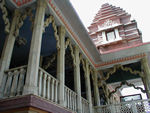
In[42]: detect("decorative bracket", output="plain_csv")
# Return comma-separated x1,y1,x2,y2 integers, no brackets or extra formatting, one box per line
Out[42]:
43,15,60,49
0,0,10,34
65,37,76,66
102,64,144,82
43,53,56,70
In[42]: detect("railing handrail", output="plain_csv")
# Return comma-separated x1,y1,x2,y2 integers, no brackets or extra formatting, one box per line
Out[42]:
5,65,27,73
64,86,77,96
95,98,150,108
81,97,89,104
39,67,59,83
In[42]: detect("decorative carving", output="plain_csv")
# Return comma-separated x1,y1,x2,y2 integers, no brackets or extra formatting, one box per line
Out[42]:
89,66,94,81
65,38,70,49
101,81,110,103
109,81,146,98
14,8,33,38
69,43,75,65
65,37,76,66
0,0,10,33
43,15,60,49
99,19,118,29
80,54,86,74
28,10,35,31
15,37,27,46
52,17,60,49
43,15,53,33
43,53,57,70
102,64,144,82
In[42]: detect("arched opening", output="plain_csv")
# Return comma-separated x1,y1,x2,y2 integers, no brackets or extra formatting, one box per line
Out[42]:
90,73,94,105
41,22,57,77
80,63,86,99
65,46,74,91
10,14,33,68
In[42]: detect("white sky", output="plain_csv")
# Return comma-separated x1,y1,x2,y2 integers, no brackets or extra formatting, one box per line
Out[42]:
70,0,150,42
122,85,147,99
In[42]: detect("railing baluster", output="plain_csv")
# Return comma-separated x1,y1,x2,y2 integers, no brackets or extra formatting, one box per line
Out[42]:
42,73,47,98
10,70,19,97
82,100,84,113
66,88,68,107
81,97,90,113
38,70,43,96
72,93,74,111
2,66,27,98
70,90,72,109
64,86,78,112
47,76,51,100
17,68,26,96
64,87,67,107
73,93,75,111
0,73,7,98
72,92,74,110
54,81,58,103
51,78,55,102
4,72,13,97
38,67,59,104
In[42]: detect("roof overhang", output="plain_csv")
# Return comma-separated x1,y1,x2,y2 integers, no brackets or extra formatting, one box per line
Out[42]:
97,42,150,69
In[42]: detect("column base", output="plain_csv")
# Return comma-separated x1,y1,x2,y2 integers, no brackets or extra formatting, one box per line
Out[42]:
77,108,82,113
23,85,38,95
58,99,65,107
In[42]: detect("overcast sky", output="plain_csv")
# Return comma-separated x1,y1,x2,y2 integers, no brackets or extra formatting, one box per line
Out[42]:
70,0,150,42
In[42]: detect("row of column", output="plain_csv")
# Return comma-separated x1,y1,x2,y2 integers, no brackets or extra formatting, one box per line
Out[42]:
0,0,100,113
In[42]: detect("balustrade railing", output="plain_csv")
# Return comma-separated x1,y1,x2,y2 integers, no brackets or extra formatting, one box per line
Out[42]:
81,97,90,113
64,86,77,112
3,65,27,97
1,66,90,113
95,99,150,113
38,67,59,103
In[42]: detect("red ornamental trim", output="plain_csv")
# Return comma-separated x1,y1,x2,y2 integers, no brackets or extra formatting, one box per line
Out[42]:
12,0,33,6
96,53,146,67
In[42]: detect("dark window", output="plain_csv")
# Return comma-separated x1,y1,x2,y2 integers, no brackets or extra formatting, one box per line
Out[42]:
106,30,116,41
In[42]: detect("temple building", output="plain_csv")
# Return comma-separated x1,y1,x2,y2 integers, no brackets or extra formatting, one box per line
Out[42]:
0,0,150,113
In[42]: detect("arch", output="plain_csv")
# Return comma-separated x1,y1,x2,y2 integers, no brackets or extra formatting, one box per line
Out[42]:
102,64,144,82
109,81,146,98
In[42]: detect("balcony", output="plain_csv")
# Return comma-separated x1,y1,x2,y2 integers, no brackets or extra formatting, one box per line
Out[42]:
1,65,90,113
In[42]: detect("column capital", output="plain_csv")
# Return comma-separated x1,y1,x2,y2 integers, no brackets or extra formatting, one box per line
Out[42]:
74,45,80,64
141,56,148,64
74,45,80,51
37,0,47,8
85,59,90,67
93,69,98,74
58,26,66,37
